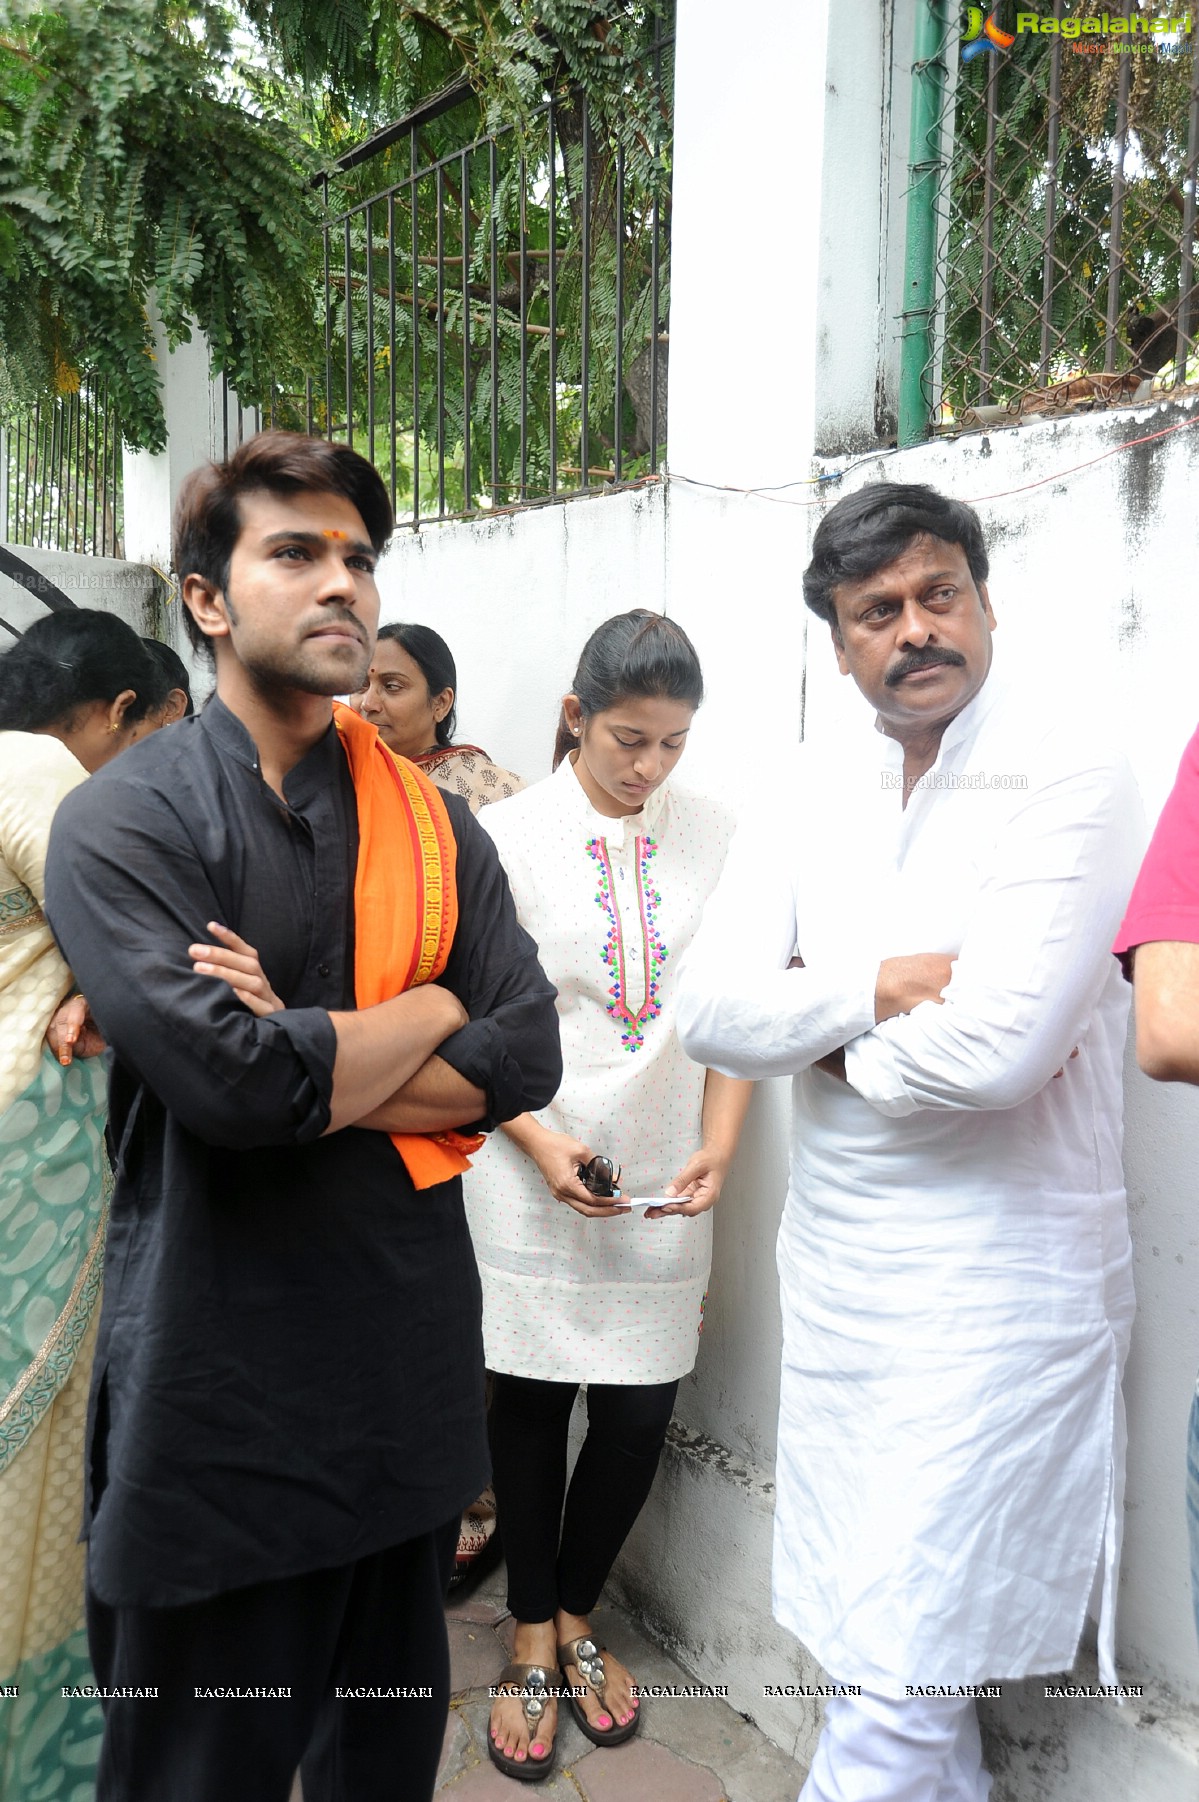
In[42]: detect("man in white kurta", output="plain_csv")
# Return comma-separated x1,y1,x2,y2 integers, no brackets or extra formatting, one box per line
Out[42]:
677,482,1141,1802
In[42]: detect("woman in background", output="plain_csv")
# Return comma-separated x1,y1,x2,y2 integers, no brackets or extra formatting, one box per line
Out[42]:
361,622,524,814
141,636,194,722
468,610,752,1782
362,620,524,1591
0,612,168,1801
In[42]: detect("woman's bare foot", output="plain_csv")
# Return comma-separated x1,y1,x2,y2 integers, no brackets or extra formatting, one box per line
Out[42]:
489,1620,559,1770
555,1609,640,1733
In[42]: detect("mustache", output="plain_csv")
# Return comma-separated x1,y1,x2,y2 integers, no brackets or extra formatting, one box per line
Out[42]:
306,611,366,644
885,647,967,687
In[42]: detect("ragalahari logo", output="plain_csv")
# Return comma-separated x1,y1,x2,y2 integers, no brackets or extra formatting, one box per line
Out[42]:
963,7,1018,58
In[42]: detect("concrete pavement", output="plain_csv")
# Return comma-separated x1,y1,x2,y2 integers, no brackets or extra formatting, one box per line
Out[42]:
437,1560,808,1802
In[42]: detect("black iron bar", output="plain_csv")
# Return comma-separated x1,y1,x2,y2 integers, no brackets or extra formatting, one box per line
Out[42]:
1105,49,1132,373
461,148,472,513
323,177,333,438
9,415,19,544
75,393,85,552
92,388,101,556
548,103,558,494
324,75,474,177
489,138,500,505
32,401,44,547
580,108,591,490
979,51,1000,404
1176,26,1199,385
1039,3,1064,384
649,13,665,472
70,393,81,552
614,140,626,480
21,414,29,544
343,215,354,448
306,376,314,437
388,193,398,509
519,152,529,499
410,129,421,526
100,387,111,556
85,389,96,554
365,200,376,466
436,163,446,517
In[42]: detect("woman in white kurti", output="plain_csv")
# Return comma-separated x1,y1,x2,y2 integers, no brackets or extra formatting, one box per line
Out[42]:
467,611,750,1784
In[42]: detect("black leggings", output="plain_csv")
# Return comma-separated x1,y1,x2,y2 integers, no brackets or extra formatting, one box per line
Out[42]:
490,1372,679,1623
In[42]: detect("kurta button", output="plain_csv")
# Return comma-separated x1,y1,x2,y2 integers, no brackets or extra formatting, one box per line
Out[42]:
317,962,331,978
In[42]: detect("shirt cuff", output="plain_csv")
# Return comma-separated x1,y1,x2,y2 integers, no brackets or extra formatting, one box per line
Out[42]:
264,1006,338,1141
843,1025,922,1118
436,1016,520,1130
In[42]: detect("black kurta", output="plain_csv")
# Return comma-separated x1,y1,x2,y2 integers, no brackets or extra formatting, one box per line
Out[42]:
45,698,561,1609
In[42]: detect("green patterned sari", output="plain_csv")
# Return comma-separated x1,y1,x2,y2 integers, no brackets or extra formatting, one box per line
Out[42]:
0,1050,108,1800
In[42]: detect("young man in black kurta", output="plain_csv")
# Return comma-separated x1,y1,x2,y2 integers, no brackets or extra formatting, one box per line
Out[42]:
44,433,561,1802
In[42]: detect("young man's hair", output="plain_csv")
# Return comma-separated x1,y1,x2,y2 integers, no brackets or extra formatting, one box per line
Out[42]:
174,432,394,657
802,482,990,632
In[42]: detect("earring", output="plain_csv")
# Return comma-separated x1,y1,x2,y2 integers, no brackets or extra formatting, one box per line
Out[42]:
572,726,581,735
107,722,121,735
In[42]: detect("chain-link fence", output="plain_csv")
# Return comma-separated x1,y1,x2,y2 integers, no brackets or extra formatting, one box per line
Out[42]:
901,2,1199,442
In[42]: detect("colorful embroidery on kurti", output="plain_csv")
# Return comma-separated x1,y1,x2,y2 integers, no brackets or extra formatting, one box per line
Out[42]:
586,836,667,1051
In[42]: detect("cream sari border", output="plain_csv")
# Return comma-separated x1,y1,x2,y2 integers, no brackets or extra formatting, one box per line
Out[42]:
0,1198,107,1475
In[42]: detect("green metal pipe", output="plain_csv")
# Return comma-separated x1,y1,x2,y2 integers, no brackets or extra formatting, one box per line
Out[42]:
898,0,950,448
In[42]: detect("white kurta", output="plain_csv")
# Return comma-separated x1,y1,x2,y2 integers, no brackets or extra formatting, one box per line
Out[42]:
676,669,1142,1696
466,756,735,1383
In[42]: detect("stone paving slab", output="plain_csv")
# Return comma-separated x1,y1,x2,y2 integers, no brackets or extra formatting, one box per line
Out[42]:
446,1593,510,1628
449,1617,512,1695
437,1563,808,1802
574,1738,726,1802
437,1759,586,1799
439,1710,474,1788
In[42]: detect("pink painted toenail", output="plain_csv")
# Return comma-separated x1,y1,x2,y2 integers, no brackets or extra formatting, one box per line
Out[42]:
531,1743,545,1756
597,1713,612,1728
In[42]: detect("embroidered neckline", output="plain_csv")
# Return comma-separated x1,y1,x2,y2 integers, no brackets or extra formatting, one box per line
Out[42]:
586,835,666,1052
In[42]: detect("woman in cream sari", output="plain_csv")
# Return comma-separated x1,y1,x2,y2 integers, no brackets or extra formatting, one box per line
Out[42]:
0,612,167,1800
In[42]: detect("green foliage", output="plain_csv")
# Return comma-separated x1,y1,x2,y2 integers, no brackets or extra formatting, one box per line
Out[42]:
0,0,672,509
0,0,322,448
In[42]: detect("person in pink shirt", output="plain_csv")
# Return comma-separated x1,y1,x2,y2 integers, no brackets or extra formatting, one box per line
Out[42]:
1115,721,1199,1644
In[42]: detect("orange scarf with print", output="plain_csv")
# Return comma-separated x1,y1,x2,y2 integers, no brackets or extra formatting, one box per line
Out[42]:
334,702,484,1189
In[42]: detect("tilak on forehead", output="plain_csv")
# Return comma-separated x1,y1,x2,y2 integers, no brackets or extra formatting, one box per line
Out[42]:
323,528,349,540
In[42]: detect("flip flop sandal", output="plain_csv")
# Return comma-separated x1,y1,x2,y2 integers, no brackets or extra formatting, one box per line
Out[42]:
557,1635,640,1747
487,1662,558,1783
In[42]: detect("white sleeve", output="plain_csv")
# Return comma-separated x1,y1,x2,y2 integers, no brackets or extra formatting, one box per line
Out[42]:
843,751,1143,1115
676,813,879,1079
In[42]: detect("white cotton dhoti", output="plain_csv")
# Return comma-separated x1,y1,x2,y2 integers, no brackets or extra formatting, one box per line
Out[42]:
800,1688,991,1802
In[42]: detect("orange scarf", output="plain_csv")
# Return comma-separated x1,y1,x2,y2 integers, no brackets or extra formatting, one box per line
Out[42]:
334,702,484,1189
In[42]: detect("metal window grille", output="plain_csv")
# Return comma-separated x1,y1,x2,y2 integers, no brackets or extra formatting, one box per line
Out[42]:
1,381,123,556
258,17,673,523
900,1,1199,444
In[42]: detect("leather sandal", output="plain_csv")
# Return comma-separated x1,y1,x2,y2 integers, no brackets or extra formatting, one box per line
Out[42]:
448,1488,503,1596
487,1662,558,1783
557,1635,640,1747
